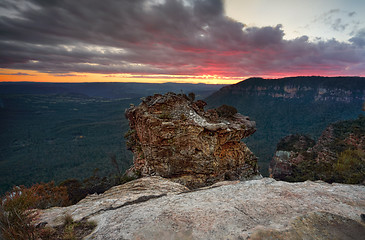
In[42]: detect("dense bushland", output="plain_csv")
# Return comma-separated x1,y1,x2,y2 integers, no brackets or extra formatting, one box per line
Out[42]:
279,116,365,184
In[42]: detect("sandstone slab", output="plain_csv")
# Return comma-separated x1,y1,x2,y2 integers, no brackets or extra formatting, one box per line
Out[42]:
36,177,365,239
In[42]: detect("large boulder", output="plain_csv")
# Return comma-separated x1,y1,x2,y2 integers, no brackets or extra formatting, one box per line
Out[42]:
124,92,259,188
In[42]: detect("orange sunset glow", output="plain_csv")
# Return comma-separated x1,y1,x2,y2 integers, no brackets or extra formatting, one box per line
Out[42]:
0,69,243,84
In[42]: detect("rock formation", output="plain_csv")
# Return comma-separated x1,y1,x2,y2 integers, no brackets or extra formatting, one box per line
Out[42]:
35,177,365,239
269,134,315,179
124,92,258,188
270,116,365,183
205,76,365,176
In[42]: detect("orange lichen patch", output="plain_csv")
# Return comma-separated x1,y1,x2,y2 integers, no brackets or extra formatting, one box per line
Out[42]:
217,142,239,161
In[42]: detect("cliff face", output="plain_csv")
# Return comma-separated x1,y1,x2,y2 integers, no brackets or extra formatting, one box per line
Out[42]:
125,92,258,188
269,134,316,179
205,76,365,176
270,116,365,183
208,77,365,103
35,177,365,240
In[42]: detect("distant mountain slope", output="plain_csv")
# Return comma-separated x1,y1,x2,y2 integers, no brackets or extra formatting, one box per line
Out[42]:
0,82,226,99
205,76,365,175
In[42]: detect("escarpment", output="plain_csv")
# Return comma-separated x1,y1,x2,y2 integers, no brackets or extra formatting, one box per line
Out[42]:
125,92,259,188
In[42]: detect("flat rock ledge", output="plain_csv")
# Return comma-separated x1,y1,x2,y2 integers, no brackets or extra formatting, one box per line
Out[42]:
35,177,365,240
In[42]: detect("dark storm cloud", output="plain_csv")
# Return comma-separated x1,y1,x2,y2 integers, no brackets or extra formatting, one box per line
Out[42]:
0,72,33,76
349,28,365,47
0,0,364,77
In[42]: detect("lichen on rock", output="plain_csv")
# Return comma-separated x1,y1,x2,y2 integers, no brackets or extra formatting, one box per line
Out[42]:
124,92,259,188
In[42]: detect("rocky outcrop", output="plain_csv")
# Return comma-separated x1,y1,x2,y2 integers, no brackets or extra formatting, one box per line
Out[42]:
204,76,365,177
124,92,258,188
270,116,365,183
35,177,189,227
269,134,315,179
35,177,365,239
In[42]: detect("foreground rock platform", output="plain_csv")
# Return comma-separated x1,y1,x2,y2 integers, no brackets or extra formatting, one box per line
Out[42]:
36,177,365,240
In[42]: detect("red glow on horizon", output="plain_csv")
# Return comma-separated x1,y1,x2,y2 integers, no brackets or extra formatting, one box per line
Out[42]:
0,68,362,85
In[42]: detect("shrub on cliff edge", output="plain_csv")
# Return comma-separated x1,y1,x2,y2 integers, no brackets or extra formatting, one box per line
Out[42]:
0,182,69,240
216,104,238,118
334,149,365,184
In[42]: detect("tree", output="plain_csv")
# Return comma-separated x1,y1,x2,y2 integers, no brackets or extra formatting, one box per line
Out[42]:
216,104,238,118
188,92,195,102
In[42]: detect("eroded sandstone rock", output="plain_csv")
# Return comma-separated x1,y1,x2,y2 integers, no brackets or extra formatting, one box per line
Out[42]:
35,176,188,227
35,177,365,239
125,92,258,188
250,211,365,240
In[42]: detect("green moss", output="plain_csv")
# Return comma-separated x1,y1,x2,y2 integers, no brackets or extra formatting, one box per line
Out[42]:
158,112,172,120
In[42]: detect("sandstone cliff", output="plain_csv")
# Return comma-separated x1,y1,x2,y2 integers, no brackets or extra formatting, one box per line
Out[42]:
124,92,258,188
269,134,316,179
205,76,365,176
270,116,365,183
35,177,365,239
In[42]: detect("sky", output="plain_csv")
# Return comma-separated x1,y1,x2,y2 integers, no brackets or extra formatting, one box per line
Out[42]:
0,0,364,84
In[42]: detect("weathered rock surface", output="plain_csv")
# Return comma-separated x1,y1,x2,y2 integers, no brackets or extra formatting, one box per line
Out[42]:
35,176,189,227
250,211,365,240
125,92,258,188
36,177,365,240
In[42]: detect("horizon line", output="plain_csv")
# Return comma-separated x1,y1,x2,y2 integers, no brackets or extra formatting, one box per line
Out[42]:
0,75,363,85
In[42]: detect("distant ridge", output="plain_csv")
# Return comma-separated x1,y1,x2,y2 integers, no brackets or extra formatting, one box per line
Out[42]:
205,76,365,175
0,82,227,99
223,76,365,91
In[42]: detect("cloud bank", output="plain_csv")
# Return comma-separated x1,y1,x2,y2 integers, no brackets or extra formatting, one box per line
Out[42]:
0,0,364,78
